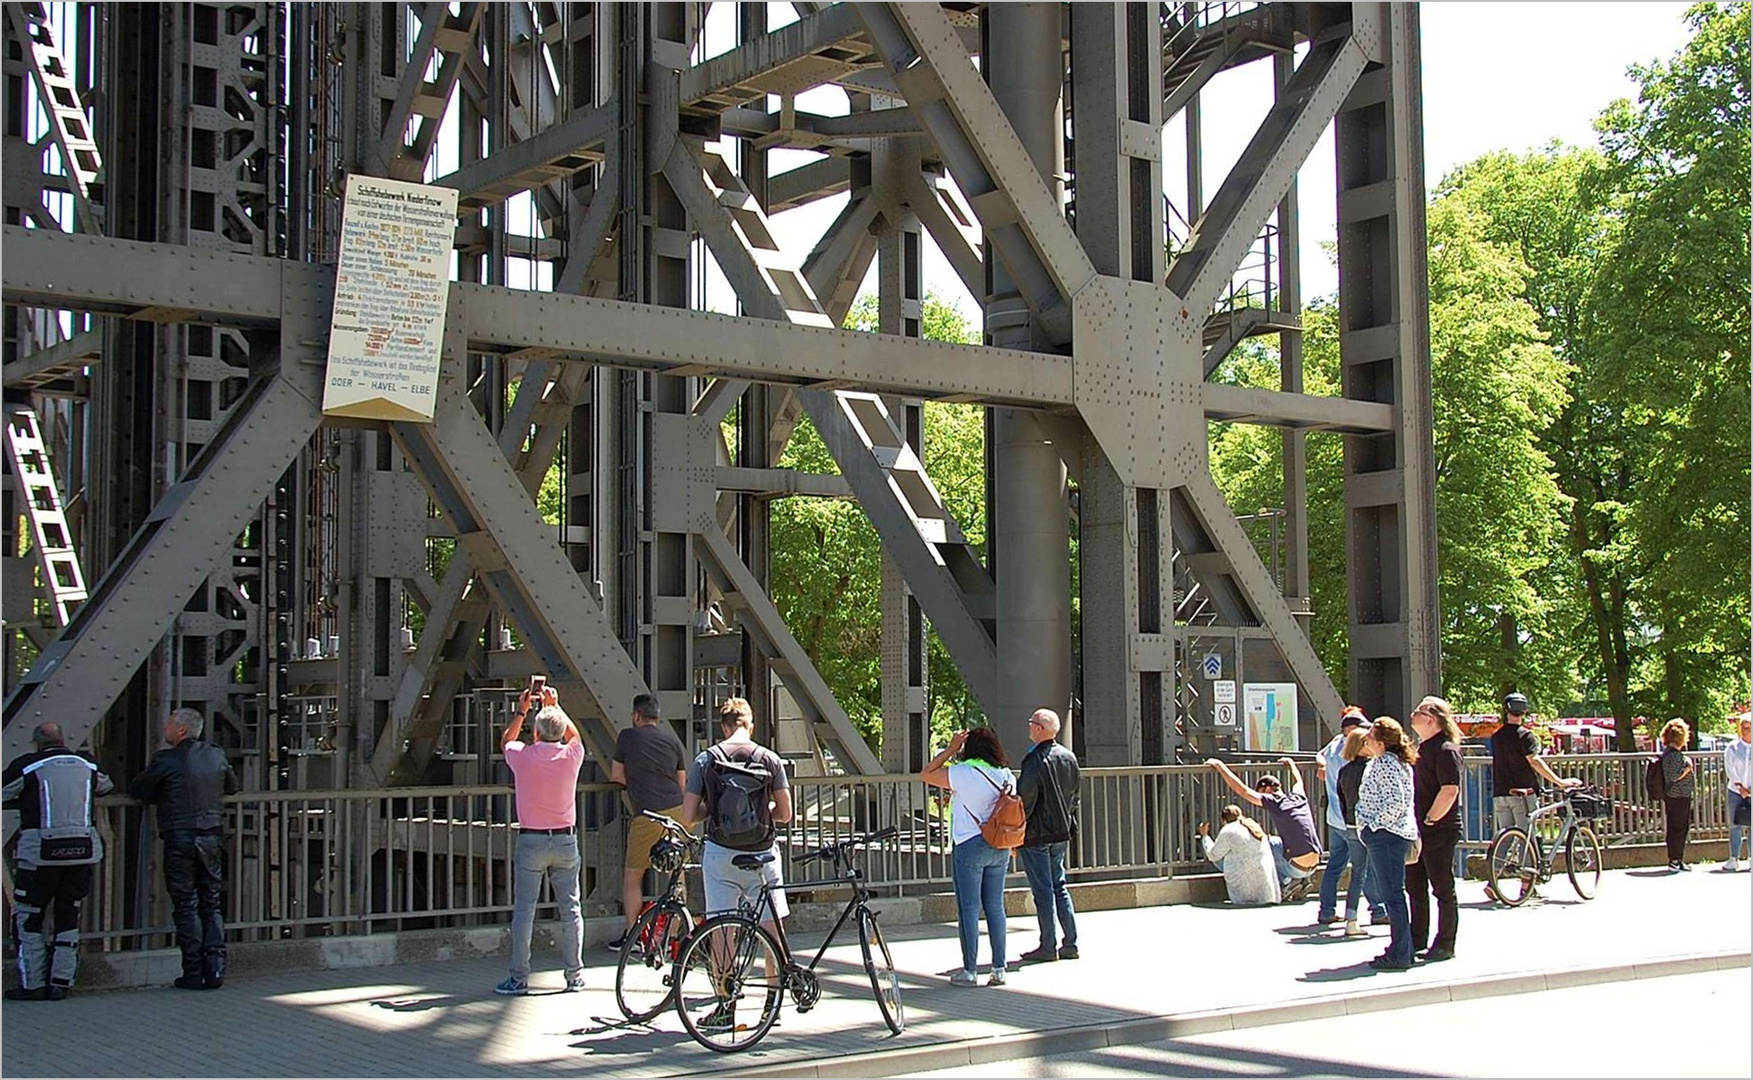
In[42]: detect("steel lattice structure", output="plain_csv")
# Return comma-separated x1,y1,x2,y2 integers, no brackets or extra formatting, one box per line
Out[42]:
1,1,1439,820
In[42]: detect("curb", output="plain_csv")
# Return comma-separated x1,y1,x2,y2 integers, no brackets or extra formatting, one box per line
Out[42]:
699,950,1750,1078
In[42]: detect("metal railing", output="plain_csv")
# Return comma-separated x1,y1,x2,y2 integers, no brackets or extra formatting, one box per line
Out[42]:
13,753,1724,955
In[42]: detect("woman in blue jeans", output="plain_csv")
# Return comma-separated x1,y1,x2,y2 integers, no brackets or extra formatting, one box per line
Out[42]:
1334,728,1387,936
1354,718,1419,971
921,727,1014,987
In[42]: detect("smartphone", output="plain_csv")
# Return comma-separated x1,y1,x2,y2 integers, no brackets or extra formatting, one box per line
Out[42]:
529,674,546,699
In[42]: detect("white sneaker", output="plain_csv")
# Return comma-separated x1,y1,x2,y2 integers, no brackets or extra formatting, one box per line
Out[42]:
1728,857,1740,873
986,968,1007,987
1344,919,1367,938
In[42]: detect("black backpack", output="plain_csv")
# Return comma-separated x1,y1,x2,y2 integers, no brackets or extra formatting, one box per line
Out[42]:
703,744,776,851
1645,755,1667,802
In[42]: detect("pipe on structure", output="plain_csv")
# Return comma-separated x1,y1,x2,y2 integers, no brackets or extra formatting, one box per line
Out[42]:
986,3,1072,763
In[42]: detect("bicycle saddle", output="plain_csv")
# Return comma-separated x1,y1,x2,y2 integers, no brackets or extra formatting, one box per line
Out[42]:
731,851,776,870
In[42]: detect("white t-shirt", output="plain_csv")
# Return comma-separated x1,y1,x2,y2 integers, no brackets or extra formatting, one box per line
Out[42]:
947,762,1014,846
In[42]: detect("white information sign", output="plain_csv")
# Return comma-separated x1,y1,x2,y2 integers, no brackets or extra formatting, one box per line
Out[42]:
1201,652,1223,679
322,174,459,421
1242,682,1299,752
1212,679,1236,704
1214,702,1236,726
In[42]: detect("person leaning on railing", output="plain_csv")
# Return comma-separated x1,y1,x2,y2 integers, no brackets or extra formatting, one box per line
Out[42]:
1204,756,1322,902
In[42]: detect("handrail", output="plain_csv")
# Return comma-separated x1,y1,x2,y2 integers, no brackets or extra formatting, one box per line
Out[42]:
13,753,1725,956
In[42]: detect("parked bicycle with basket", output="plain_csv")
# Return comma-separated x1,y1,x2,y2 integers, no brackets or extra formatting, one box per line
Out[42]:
670,825,905,1052
1486,783,1610,904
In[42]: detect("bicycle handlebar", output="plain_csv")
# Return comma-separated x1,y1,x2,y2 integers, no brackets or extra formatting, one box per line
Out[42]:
797,825,898,864
640,810,703,843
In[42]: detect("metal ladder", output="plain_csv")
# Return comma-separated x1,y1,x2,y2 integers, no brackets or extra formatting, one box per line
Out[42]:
5,1,103,227
3,405,86,626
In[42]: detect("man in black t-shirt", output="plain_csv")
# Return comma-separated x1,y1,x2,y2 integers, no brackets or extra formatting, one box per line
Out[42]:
609,694,689,951
1489,693,1580,841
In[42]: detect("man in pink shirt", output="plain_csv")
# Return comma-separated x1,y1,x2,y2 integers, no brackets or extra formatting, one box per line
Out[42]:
495,683,587,995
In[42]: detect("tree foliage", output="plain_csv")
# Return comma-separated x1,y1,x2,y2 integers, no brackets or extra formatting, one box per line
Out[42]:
768,294,988,744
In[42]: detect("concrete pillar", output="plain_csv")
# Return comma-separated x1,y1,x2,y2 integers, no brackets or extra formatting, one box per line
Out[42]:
985,3,1071,764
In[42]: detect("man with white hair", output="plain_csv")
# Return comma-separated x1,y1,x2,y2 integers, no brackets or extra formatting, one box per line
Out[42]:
1016,708,1081,963
1725,712,1751,872
129,708,238,990
3,722,114,1000
495,682,587,995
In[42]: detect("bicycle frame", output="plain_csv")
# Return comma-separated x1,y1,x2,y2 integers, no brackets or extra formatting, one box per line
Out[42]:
1524,798,1579,871
746,846,872,975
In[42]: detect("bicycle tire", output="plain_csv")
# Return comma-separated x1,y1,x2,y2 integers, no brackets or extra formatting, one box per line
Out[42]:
1565,824,1603,900
673,915,785,1053
1487,828,1536,906
615,901,695,1023
858,908,904,1035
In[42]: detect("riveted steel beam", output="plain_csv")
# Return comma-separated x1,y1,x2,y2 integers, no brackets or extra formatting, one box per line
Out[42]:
855,2,1094,346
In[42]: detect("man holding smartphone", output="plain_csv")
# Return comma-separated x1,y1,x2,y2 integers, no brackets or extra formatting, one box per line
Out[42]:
496,676,587,995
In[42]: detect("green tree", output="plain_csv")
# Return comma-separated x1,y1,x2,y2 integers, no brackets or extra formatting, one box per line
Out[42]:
1210,191,1571,713
769,293,989,745
1590,1,1752,737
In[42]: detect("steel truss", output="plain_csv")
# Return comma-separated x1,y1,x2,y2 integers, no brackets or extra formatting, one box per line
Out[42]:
2,4,1437,789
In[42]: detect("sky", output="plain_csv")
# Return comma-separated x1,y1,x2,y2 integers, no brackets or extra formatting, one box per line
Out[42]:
738,2,1700,324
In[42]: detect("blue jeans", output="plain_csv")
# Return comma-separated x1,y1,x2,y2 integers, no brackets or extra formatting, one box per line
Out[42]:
1730,792,1750,863
1319,826,1385,920
510,832,584,983
1361,827,1413,966
1019,842,1077,952
952,837,1010,974
1268,836,1316,890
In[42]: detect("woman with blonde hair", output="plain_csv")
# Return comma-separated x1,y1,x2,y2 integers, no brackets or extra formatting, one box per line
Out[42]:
1198,804,1280,906
1355,718,1418,970
1659,718,1697,871
1407,696,1464,962
1334,728,1387,936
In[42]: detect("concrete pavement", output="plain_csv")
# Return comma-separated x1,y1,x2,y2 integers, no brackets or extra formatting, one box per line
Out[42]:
3,864,1747,1078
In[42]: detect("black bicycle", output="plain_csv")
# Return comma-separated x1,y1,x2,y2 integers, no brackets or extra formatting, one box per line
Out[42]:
671,825,904,1052
614,812,704,1022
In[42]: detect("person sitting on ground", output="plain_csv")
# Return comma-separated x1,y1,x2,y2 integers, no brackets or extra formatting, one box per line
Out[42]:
1335,728,1388,937
1205,756,1322,901
1198,805,1280,906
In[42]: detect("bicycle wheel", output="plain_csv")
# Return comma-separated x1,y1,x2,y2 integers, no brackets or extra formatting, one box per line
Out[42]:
673,915,785,1053
1487,828,1537,906
858,908,904,1035
1565,824,1603,900
615,901,695,1023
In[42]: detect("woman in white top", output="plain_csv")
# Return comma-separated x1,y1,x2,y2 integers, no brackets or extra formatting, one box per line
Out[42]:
1355,717,1419,971
1198,805,1281,906
921,727,1014,987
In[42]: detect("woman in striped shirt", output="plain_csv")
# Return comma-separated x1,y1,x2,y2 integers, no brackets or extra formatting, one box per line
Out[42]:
1355,718,1419,971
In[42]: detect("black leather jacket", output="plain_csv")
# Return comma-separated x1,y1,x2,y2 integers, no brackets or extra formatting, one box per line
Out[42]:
1018,740,1080,847
128,740,238,834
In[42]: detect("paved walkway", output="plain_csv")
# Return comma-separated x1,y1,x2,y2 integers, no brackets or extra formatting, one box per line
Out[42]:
4,866,1748,1078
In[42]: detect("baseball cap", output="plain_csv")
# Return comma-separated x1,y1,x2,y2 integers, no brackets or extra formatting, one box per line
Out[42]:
1504,692,1530,715
1339,705,1368,730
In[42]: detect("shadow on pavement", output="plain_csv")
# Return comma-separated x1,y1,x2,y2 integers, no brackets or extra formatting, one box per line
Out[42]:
1295,960,1382,983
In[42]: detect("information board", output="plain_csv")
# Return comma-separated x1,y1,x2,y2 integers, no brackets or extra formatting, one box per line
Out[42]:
1243,682,1299,752
322,174,459,421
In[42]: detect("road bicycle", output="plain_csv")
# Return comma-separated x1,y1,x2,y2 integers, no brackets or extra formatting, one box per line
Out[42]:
614,812,704,1022
1486,784,1609,905
671,824,904,1052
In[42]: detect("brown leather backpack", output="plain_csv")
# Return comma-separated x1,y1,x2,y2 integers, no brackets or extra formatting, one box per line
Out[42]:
969,768,1027,849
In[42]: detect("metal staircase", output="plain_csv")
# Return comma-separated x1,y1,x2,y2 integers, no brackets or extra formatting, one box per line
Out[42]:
5,1,103,227
3,404,86,626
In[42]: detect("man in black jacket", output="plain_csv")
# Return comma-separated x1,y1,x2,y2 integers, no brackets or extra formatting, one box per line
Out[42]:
129,708,238,990
1016,708,1080,963
2,722,114,1000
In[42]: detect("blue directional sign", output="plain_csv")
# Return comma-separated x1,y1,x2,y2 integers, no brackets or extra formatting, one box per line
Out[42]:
1201,652,1222,679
